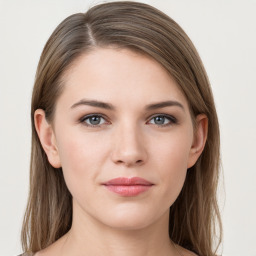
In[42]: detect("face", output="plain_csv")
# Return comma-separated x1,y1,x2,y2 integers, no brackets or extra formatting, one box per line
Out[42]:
36,48,205,231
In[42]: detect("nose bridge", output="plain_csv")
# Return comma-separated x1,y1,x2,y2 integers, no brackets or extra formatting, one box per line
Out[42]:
111,119,147,166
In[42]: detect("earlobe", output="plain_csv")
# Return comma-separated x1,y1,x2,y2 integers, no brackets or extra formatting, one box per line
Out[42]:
187,114,208,168
34,109,61,168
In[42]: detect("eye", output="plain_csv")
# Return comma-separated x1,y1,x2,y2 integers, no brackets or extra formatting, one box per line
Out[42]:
148,114,177,127
80,114,109,127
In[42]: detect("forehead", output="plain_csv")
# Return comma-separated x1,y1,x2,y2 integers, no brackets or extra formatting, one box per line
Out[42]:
58,47,189,110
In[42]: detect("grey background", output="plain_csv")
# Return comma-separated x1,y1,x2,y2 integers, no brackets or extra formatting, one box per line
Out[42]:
0,0,255,255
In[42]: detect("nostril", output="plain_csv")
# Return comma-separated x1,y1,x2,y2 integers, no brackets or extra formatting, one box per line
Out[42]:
115,159,144,166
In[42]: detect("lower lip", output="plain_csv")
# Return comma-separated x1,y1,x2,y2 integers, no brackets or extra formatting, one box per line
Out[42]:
104,185,152,196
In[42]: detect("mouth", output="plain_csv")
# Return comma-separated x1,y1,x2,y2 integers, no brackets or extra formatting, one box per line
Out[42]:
102,177,154,197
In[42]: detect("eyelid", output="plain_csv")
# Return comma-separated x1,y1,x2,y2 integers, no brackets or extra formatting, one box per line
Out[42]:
78,113,177,128
79,113,110,127
146,113,177,126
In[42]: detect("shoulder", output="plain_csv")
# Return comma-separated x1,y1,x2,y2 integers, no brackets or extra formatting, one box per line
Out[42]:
31,234,69,256
17,254,34,256
176,245,198,256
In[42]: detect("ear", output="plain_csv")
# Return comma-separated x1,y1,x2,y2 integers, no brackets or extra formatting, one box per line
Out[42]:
34,109,61,168
187,114,208,168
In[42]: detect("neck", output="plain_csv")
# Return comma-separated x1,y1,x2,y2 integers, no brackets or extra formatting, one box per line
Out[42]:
60,202,177,256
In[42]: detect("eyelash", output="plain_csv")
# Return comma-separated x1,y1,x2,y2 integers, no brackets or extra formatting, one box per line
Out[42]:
148,114,177,127
79,113,177,128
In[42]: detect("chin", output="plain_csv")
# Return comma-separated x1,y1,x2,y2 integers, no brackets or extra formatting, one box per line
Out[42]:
98,204,167,231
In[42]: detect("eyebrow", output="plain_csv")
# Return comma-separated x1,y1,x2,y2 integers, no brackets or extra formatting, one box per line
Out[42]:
70,99,184,111
71,99,115,110
145,100,184,111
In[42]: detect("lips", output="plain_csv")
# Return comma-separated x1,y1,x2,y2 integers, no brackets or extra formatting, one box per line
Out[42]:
103,177,154,197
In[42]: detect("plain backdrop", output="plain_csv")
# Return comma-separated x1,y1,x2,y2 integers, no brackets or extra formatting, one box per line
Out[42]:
0,0,255,255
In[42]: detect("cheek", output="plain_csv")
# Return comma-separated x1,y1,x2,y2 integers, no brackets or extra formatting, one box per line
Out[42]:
153,131,192,200
57,126,107,166
154,129,192,170
55,130,109,196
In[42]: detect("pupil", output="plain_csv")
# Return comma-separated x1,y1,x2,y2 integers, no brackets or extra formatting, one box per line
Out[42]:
90,116,100,125
155,116,164,124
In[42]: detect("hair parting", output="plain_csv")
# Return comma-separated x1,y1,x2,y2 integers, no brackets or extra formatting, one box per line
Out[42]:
22,2,222,255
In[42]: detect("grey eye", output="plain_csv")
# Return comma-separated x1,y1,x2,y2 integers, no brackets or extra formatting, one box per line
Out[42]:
89,116,101,125
83,115,106,126
154,116,166,125
148,114,177,126
149,115,170,125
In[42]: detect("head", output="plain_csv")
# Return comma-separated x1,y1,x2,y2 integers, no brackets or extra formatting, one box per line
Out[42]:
22,1,222,255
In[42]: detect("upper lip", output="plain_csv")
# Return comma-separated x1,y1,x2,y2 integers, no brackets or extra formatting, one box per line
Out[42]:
103,177,153,186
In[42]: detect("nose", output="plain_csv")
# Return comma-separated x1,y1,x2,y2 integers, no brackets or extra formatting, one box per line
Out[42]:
111,123,148,167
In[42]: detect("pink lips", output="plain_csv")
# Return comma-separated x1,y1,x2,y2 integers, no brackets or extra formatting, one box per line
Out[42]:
103,177,153,197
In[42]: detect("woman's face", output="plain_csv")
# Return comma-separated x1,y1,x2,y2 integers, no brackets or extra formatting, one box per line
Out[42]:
38,48,205,230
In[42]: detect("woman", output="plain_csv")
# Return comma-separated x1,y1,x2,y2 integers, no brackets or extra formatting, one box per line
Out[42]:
21,1,222,256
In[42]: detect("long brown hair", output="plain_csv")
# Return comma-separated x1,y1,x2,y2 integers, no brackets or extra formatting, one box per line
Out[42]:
21,2,222,255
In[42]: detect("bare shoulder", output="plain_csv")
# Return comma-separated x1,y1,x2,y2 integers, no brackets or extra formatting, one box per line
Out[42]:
34,234,68,256
183,250,198,256
177,244,198,256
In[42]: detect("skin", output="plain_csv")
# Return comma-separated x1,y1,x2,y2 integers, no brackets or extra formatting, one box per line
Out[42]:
34,48,207,256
